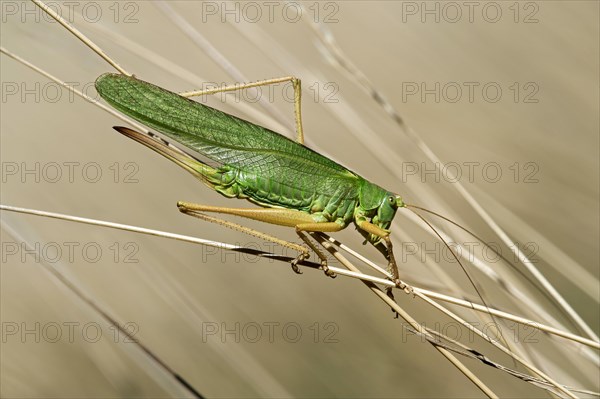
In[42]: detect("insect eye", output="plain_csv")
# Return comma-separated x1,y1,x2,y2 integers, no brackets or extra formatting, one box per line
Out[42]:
388,196,396,204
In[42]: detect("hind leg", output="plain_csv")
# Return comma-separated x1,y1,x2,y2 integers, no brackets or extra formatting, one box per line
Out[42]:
177,202,345,277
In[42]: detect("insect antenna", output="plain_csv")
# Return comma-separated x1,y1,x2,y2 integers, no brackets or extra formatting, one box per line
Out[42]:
405,204,583,334
404,205,515,361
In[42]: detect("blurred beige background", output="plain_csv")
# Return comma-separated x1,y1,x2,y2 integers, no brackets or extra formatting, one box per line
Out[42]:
1,1,598,397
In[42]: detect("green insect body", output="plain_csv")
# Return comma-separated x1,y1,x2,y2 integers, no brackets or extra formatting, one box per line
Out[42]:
95,73,404,246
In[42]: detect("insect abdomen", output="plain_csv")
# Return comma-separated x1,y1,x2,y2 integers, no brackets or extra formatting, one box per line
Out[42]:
233,169,359,222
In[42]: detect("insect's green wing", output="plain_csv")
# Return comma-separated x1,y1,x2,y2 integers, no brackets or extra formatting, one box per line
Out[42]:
95,73,362,212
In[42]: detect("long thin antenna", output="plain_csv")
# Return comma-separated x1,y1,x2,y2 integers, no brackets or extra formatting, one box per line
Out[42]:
406,206,515,358
302,9,598,342
4,204,596,349
405,203,584,333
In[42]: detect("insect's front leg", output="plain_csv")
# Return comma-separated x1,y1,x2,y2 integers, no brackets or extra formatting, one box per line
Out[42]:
356,221,397,280
380,236,399,282
357,220,411,294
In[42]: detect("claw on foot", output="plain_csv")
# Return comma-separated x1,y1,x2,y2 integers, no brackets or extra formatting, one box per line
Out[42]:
291,252,309,274
322,262,336,279
395,279,413,295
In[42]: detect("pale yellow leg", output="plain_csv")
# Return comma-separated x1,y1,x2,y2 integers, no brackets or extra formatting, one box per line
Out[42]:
177,202,344,276
178,76,304,144
357,219,409,312
357,221,399,281
295,222,345,278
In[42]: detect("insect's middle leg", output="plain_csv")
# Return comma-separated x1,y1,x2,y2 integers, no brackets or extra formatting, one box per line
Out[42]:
295,222,346,278
178,202,328,274
178,76,305,144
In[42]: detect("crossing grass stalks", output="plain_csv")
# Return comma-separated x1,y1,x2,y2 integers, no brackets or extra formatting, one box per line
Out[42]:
1,1,598,397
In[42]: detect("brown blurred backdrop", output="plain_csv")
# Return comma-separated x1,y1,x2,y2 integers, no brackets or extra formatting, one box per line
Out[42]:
1,1,598,397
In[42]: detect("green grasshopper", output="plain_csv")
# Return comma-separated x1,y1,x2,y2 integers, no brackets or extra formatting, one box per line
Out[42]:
95,73,405,288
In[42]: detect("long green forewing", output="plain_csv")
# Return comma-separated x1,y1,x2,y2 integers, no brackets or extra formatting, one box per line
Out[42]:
95,73,361,199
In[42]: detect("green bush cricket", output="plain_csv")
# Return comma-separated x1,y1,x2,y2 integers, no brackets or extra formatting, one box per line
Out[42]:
2,1,596,396
95,72,406,289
